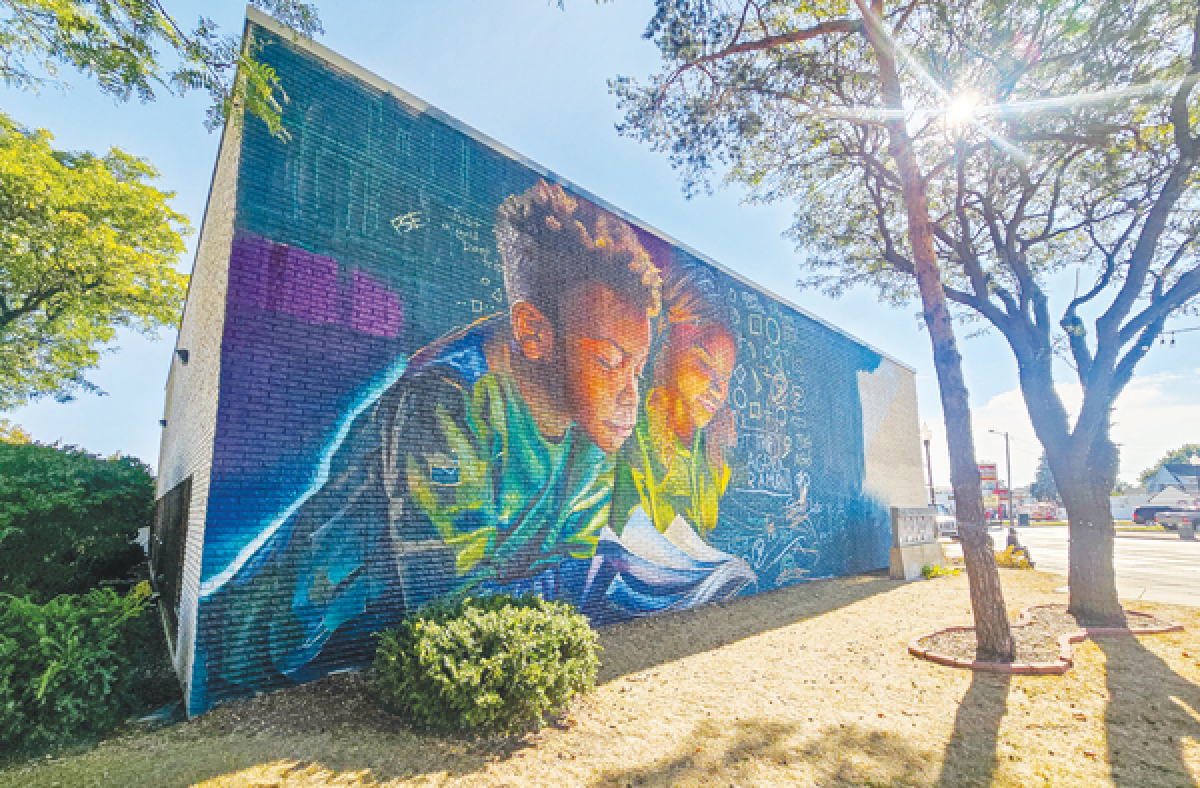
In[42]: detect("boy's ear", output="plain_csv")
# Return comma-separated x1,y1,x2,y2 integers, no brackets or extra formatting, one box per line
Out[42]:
511,301,556,362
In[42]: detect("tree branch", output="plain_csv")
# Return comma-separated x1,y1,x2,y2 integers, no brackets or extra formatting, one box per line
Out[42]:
890,1,920,37
1111,314,1169,394
1097,9,1200,344
1117,257,1200,346
690,19,864,68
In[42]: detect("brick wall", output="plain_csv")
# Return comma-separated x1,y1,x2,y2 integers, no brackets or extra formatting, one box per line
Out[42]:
164,10,925,715
155,105,244,711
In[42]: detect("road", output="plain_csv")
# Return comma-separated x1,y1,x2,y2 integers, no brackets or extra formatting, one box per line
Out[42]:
944,525,1199,607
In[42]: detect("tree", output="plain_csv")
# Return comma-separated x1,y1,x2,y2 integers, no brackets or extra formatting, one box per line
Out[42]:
0,0,322,137
0,5,325,404
864,0,1199,623
615,0,1014,660
1030,453,1058,503
0,442,155,602
0,113,189,407
1140,444,1200,485
615,0,1200,624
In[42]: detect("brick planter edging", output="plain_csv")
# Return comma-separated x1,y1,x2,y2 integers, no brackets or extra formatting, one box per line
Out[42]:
908,604,1184,675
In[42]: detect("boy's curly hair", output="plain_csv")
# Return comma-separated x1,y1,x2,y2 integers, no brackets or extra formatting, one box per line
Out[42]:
495,180,662,325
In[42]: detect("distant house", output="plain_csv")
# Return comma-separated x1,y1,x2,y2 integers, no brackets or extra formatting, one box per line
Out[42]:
1110,484,1200,521
1146,462,1200,494
1146,485,1198,508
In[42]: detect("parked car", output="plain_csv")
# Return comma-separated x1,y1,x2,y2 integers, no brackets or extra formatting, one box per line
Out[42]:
1030,502,1059,521
935,504,958,539
1133,505,1178,524
1156,507,1200,530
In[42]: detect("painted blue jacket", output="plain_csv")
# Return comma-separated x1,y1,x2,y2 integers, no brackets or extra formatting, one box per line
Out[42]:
194,314,614,706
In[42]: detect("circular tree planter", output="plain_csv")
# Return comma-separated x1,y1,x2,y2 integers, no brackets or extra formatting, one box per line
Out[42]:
909,604,1183,674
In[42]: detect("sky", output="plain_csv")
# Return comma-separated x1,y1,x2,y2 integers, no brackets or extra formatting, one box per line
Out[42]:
3,0,1198,488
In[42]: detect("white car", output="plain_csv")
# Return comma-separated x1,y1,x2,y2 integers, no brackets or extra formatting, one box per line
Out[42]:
935,504,958,539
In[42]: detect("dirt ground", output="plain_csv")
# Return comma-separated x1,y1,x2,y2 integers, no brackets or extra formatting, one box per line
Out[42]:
3,568,1199,787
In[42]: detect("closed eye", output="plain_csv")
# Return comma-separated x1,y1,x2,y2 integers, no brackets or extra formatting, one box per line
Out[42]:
594,353,621,371
587,338,630,371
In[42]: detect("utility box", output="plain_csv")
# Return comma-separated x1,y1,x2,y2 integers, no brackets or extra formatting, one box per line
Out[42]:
890,507,944,581
1181,516,1197,541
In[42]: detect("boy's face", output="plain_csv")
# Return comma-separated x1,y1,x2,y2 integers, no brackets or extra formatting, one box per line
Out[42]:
559,283,652,454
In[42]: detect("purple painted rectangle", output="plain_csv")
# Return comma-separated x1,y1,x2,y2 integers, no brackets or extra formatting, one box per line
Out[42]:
227,233,402,338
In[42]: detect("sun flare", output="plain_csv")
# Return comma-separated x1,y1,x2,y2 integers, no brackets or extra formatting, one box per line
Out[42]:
943,92,983,129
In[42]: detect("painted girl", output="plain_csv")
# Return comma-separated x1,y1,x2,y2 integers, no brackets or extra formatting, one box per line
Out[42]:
613,265,738,541
583,264,752,618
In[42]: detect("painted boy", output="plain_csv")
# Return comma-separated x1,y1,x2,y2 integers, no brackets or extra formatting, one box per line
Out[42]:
199,181,660,698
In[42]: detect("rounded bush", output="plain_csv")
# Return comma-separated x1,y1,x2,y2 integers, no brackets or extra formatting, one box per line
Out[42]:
371,594,600,735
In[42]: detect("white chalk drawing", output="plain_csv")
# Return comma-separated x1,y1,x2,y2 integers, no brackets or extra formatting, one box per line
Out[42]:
391,211,424,234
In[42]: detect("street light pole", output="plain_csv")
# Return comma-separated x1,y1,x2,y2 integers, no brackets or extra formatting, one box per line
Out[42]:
920,423,935,506
989,429,1012,528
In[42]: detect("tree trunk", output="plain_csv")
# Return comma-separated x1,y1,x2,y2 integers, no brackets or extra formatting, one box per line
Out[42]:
937,336,1014,661
1060,432,1124,624
857,0,1014,661
1016,356,1124,624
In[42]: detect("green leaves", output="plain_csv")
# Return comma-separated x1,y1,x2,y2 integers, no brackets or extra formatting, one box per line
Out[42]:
372,594,601,736
619,0,1200,314
0,0,323,137
0,114,189,408
0,441,155,602
0,582,153,753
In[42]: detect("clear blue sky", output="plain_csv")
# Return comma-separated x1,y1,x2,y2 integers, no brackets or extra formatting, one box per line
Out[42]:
4,0,1197,487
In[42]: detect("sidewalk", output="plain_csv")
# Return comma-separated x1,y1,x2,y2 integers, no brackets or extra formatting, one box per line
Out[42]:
994,523,1185,539
1112,529,1195,541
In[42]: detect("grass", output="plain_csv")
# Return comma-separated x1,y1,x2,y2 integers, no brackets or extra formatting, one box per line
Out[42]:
2,569,1198,787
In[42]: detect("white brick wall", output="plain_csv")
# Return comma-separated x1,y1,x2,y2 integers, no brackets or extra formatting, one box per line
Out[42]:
155,115,243,714
860,360,928,509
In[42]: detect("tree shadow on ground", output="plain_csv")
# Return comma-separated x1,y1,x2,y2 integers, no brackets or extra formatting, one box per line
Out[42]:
934,670,1011,787
1098,634,1200,787
597,572,902,683
591,717,936,787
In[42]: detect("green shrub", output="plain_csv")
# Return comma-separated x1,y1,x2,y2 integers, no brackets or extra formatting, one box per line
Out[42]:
0,582,153,753
372,594,600,735
0,442,154,601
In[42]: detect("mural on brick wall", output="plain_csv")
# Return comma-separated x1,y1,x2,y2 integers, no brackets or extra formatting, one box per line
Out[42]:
189,24,901,712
